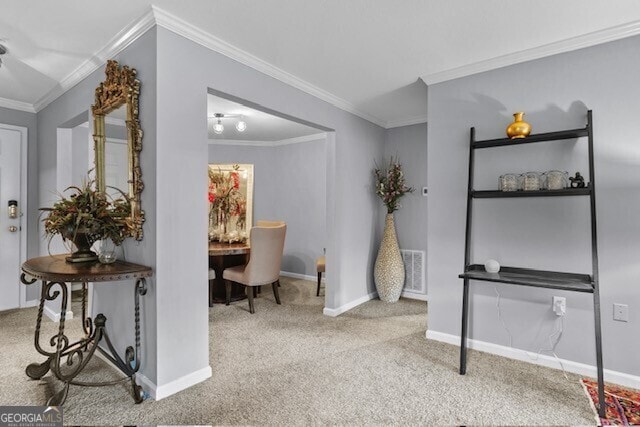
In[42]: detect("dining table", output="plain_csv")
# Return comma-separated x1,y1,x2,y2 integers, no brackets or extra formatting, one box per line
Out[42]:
208,241,250,306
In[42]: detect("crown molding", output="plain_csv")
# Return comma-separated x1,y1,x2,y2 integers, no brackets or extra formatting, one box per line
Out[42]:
33,8,156,112
29,6,637,127
28,5,390,127
209,132,326,147
0,97,36,113
151,6,387,128
386,115,427,129
271,132,327,146
208,139,271,147
422,19,640,85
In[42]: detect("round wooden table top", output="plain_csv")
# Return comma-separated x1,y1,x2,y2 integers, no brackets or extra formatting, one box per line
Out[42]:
21,254,153,283
209,242,250,256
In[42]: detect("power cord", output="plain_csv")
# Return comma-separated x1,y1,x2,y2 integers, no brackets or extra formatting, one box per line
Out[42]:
494,286,513,347
494,286,571,382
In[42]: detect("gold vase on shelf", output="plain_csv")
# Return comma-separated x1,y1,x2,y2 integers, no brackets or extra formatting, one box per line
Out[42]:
506,112,531,139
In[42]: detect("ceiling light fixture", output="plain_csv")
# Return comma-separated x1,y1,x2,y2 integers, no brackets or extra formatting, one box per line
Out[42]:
235,116,247,132
209,113,248,134
213,116,224,134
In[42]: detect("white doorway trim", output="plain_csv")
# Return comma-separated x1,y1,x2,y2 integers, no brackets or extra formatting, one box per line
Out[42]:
0,123,30,308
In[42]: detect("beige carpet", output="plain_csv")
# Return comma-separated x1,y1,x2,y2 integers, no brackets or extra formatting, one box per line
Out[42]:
0,276,594,425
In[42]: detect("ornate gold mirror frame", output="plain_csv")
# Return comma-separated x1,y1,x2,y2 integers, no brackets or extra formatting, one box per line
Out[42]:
92,59,145,240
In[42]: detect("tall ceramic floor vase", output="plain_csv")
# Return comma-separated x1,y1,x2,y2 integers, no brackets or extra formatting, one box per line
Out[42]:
374,213,405,303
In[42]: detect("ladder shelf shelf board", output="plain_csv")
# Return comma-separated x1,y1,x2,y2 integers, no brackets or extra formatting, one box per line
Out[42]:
473,127,588,149
459,265,594,293
459,110,605,418
472,188,591,198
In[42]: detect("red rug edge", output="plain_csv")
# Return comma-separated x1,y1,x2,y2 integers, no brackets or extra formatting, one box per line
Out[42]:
581,379,606,425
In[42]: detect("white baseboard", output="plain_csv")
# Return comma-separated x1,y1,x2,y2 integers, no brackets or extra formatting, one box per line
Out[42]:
425,330,640,390
401,291,428,301
136,366,212,401
280,270,325,283
323,291,378,317
94,350,211,402
135,372,158,400
94,351,156,402
21,299,39,308
43,305,74,322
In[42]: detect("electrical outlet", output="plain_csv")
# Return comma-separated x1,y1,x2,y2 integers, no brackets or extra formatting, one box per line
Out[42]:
552,296,566,316
422,187,428,196
613,303,629,322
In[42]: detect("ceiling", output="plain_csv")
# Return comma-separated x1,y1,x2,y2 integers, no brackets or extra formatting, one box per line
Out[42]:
207,94,322,142
3,1,640,127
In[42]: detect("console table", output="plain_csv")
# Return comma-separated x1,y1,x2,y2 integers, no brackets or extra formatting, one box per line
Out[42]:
20,254,153,406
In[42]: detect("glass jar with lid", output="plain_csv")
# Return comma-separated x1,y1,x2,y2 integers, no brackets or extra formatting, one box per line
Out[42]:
546,170,569,190
499,173,521,192
522,171,543,191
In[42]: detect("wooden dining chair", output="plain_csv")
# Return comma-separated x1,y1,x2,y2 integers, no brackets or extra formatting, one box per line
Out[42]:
223,224,287,314
316,256,325,296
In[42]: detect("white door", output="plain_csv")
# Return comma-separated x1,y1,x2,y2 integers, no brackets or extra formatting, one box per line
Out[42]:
0,126,22,311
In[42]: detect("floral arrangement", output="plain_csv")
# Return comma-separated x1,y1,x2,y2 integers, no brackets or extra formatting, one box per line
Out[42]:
208,165,247,237
40,180,131,248
373,157,414,213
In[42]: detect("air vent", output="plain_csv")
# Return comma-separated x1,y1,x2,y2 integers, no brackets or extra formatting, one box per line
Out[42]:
401,249,426,295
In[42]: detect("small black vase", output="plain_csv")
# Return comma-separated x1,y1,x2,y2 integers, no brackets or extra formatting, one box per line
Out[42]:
64,227,98,263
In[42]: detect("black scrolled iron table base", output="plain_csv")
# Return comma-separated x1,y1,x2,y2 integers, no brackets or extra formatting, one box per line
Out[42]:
20,255,152,406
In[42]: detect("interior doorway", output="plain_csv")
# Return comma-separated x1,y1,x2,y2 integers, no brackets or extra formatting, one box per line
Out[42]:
0,123,28,311
206,90,332,308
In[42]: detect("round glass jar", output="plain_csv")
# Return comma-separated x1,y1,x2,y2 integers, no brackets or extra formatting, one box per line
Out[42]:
546,170,569,190
522,171,543,191
499,173,520,192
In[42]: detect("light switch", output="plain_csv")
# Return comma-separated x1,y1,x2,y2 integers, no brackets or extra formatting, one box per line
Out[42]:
422,187,428,196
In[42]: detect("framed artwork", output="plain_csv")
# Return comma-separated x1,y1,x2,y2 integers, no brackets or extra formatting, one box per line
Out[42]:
208,164,254,242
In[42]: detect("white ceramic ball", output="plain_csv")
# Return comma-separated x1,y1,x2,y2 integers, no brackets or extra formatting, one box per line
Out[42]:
484,259,500,273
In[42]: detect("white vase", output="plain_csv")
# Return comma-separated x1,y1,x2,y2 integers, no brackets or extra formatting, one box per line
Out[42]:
374,213,405,303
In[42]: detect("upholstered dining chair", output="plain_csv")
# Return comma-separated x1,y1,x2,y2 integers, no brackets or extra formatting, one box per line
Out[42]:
254,221,286,289
223,224,287,314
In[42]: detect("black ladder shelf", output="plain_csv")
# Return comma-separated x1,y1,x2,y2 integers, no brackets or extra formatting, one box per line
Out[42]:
458,110,605,418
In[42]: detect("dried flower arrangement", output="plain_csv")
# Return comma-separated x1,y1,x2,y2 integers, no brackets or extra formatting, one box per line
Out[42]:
373,157,414,213
40,180,131,254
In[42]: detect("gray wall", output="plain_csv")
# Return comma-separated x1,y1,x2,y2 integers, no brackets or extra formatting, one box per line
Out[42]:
155,25,385,391
36,28,159,384
105,123,127,140
30,22,384,395
209,139,328,277
0,107,39,300
383,123,428,293
71,125,90,185
427,35,640,377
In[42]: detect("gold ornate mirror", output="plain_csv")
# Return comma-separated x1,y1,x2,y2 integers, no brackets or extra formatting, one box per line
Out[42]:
92,60,144,240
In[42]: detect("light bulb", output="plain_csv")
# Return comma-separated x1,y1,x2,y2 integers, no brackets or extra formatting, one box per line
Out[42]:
235,120,247,132
213,120,224,134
